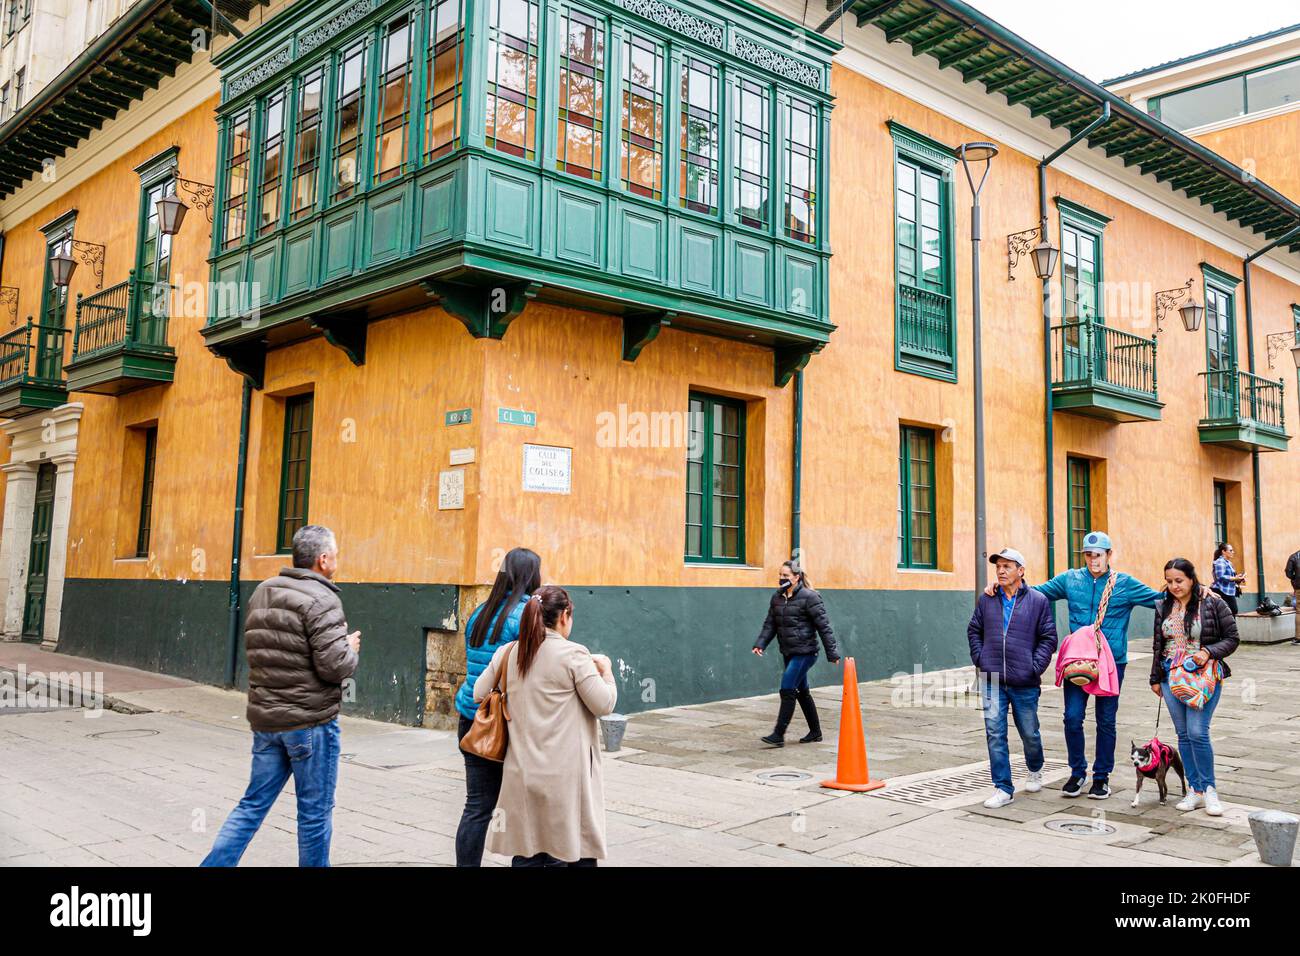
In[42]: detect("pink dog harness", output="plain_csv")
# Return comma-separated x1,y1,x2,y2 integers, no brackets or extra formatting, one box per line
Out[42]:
1137,737,1173,774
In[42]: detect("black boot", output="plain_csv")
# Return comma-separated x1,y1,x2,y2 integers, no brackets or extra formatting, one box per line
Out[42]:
762,690,798,747
795,688,822,743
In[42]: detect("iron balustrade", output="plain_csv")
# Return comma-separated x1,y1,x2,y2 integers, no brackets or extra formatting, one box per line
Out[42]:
0,318,67,388
1200,367,1287,433
73,271,173,360
898,284,953,359
1050,321,1158,399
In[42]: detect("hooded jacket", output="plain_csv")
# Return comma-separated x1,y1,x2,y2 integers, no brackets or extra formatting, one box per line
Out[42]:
244,567,359,732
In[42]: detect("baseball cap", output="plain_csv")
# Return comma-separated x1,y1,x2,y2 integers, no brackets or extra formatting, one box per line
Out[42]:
1082,531,1112,554
989,548,1026,567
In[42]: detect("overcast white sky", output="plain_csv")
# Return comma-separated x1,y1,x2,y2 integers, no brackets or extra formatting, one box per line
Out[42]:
963,0,1299,82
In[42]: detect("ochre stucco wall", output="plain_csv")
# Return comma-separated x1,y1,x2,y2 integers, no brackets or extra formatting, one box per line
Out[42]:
1193,110,1300,207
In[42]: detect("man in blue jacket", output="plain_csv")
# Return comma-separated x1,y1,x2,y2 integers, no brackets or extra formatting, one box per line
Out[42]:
1034,532,1162,800
968,548,1058,809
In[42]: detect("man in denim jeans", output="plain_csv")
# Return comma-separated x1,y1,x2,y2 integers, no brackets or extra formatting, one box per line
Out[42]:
968,549,1058,809
202,525,361,867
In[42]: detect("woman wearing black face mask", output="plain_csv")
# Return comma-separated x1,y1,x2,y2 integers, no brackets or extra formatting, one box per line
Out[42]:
752,560,841,746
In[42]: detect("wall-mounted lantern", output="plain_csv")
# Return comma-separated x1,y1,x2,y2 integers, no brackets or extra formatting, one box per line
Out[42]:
1008,225,1059,281
49,239,107,290
1154,278,1202,334
49,250,78,288
155,192,189,237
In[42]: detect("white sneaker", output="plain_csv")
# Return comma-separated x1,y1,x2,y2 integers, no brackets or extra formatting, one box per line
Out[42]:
1203,787,1223,816
1176,791,1203,812
983,790,1014,809
1023,770,1043,793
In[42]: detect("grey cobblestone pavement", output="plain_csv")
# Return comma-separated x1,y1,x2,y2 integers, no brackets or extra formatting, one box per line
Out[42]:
1,640,1297,866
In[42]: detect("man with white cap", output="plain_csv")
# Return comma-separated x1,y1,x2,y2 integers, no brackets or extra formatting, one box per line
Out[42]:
968,548,1058,808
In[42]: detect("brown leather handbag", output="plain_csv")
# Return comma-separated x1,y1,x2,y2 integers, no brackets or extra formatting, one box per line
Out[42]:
459,644,514,762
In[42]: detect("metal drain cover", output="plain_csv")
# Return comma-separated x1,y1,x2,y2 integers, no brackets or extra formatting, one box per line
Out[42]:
89,729,159,739
756,769,813,783
874,757,1070,807
1045,819,1115,836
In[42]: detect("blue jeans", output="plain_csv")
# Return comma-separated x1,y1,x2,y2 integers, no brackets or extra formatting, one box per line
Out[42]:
780,653,817,692
1062,662,1126,780
455,714,503,867
201,718,341,867
980,679,1044,795
1161,676,1223,792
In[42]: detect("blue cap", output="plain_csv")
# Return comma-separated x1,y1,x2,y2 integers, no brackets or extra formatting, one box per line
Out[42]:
1082,531,1112,553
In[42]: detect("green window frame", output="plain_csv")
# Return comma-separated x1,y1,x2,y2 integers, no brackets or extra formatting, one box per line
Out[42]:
1057,200,1110,326
257,88,288,236
485,0,540,159
332,39,369,201
1067,456,1092,570
221,109,252,250
783,95,817,243
134,151,178,346
290,67,326,221
1213,480,1228,549
36,213,74,381
425,0,466,161
890,122,956,382
685,393,745,564
555,4,605,181
136,427,158,558
733,76,770,228
277,393,315,554
898,425,937,569
679,55,718,215
374,11,415,184
1291,304,1300,345
621,31,665,201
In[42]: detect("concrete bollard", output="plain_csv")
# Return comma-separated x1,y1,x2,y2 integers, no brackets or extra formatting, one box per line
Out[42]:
1247,810,1298,867
599,713,628,752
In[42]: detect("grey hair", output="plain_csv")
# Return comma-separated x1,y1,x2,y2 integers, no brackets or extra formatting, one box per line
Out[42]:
292,525,337,570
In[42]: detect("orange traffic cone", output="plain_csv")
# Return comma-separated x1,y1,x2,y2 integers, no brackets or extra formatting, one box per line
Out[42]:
820,657,885,792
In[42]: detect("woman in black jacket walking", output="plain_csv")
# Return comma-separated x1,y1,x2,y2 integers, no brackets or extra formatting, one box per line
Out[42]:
752,560,840,747
1149,558,1239,818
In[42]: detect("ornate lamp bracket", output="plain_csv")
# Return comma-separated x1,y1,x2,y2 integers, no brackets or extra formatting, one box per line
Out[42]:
0,287,18,325
71,240,107,290
1007,226,1041,281
176,176,216,224
1266,330,1297,370
1154,278,1194,335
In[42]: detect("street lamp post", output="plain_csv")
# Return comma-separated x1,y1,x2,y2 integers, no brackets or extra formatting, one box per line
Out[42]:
959,141,998,592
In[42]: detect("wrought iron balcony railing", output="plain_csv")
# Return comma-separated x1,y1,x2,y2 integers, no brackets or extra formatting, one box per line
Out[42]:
73,271,173,360
1200,368,1286,434
0,318,67,390
1050,321,1159,399
898,284,953,361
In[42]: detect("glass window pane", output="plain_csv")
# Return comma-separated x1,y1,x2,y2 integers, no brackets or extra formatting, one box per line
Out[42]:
1155,76,1245,131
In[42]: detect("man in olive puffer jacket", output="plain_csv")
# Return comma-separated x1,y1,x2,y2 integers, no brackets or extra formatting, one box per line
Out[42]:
202,525,360,867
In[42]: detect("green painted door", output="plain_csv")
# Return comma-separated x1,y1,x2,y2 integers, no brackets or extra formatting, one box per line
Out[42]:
37,237,69,380
135,179,175,347
1205,285,1236,420
1061,225,1102,382
22,463,56,641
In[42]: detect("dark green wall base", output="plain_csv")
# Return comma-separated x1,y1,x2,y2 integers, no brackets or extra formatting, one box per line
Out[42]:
58,579,1257,725
58,578,456,726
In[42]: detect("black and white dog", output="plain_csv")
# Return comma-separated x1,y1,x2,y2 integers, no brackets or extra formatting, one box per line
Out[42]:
1130,739,1187,807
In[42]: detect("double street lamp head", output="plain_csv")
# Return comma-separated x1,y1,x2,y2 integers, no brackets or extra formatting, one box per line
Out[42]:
958,141,999,199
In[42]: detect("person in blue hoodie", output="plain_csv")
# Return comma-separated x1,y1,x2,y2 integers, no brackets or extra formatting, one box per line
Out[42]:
968,548,1058,809
453,547,541,866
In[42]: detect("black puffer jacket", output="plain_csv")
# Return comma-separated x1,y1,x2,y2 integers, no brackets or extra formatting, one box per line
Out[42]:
754,583,840,660
245,567,359,732
1149,589,1239,687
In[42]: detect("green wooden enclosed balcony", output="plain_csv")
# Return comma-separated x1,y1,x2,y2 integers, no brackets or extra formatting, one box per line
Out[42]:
1198,368,1289,452
202,0,838,387
65,273,177,395
1049,321,1163,422
0,319,68,417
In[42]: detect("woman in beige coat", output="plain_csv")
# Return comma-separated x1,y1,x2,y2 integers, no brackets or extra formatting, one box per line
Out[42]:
473,585,617,866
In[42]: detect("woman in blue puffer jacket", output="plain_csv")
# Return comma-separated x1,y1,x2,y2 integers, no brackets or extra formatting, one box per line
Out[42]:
453,547,541,866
